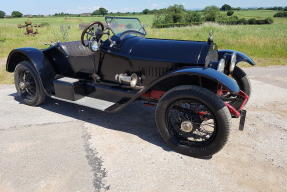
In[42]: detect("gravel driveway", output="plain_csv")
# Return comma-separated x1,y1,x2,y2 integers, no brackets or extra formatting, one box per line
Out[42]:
0,66,286,192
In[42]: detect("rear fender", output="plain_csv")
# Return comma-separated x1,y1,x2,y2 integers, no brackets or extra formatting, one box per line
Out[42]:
218,49,256,66
6,48,55,94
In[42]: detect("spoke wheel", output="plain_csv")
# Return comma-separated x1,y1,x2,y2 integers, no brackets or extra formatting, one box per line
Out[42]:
17,70,37,100
156,86,231,158
166,99,216,146
14,61,46,106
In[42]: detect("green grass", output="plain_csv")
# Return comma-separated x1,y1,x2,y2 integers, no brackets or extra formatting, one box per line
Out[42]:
234,10,277,18
0,10,287,84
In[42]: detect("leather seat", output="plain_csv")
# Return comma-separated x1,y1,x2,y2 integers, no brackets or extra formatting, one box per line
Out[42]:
57,41,95,73
59,41,93,57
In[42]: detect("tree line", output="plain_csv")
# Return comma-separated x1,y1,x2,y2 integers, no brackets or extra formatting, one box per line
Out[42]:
152,5,274,28
0,11,23,18
1,4,287,19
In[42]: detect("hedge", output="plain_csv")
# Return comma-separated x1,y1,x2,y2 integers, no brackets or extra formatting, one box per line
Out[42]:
217,17,273,25
274,12,287,17
153,22,202,28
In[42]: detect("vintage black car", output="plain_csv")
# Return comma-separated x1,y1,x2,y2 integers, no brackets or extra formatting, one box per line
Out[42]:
6,17,255,157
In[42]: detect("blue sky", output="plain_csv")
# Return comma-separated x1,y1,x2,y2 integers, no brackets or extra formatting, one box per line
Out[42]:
1,0,287,15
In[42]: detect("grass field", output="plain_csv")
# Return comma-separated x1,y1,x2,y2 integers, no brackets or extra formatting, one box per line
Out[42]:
0,10,287,84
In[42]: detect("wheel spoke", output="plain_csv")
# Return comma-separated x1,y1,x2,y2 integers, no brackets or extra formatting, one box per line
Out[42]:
18,70,37,100
167,99,216,145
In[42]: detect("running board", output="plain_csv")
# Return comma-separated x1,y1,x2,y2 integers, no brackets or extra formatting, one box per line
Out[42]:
51,95,116,111
52,77,139,112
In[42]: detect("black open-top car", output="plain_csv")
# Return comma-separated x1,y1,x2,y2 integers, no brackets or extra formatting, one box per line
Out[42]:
6,17,255,157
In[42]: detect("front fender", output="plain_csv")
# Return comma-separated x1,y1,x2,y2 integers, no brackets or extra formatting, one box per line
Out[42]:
107,67,240,112
218,49,256,66
155,67,240,93
6,48,54,93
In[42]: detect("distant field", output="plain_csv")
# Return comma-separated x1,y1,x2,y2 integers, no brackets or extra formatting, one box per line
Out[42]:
234,10,278,18
0,10,287,84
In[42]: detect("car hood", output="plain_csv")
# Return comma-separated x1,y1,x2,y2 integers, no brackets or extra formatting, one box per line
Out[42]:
112,35,214,65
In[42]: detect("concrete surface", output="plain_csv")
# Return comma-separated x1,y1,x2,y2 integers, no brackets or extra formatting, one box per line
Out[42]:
0,66,287,192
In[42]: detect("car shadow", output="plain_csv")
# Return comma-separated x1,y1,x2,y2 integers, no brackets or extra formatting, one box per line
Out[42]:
10,93,171,152
10,93,214,159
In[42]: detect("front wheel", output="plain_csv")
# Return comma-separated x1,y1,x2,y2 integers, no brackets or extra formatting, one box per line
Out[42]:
14,61,46,106
230,66,251,109
155,86,231,158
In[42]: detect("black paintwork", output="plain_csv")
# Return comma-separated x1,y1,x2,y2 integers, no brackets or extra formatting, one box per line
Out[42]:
6,18,256,112
218,49,256,65
6,48,55,94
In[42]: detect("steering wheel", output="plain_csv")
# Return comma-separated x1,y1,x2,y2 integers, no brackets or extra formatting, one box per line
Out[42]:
81,21,105,48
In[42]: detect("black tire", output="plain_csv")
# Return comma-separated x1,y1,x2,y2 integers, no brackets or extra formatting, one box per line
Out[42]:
155,85,231,158
14,61,46,106
230,66,251,109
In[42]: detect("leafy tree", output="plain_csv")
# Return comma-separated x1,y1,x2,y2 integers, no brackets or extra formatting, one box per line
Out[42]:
99,8,108,15
152,4,187,27
11,11,23,18
166,4,185,23
204,6,220,21
167,4,185,14
0,10,5,18
142,9,150,14
221,4,232,11
227,10,234,16
92,7,108,16
185,12,202,23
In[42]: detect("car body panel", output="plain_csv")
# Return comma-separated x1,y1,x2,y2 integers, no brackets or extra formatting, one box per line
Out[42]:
170,68,240,93
104,35,211,64
6,48,55,93
218,49,256,66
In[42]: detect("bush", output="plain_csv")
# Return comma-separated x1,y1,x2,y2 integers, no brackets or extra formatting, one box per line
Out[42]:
185,12,203,23
248,18,257,24
265,17,274,24
153,23,191,28
217,16,273,25
227,10,234,16
152,13,167,27
152,4,188,27
274,11,287,17
166,4,185,23
255,20,266,24
216,15,237,24
11,11,23,18
0,10,5,18
238,18,248,25
204,6,220,21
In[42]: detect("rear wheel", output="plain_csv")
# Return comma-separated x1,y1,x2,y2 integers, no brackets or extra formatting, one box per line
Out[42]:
155,86,231,158
14,61,46,106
